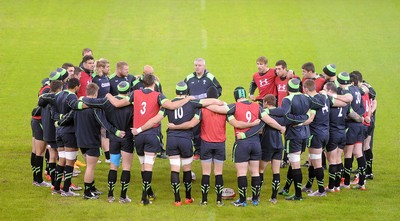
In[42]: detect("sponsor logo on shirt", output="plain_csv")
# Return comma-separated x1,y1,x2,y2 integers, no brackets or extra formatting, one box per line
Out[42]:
278,84,286,91
101,82,110,87
259,79,269,87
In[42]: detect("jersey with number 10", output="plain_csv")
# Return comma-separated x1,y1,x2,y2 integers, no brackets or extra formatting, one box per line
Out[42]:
165,98,202,138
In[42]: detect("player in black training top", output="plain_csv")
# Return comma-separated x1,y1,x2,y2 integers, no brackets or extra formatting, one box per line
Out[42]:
81,81,135,203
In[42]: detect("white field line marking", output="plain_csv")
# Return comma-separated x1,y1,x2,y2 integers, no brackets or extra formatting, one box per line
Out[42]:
202,29,208,49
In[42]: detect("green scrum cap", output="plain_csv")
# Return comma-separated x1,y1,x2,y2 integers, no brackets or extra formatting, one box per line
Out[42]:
49,71,61,81
233,86,247,101
117,81,130,93
323,64,336,77
56,67,67,76
337,72,350,85
176,81,188,95
288,78,301,92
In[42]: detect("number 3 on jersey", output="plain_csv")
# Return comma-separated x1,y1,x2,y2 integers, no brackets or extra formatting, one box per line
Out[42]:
140,102,147,115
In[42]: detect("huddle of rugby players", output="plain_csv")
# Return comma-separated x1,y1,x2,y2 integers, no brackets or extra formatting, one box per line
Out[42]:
30,51,377,206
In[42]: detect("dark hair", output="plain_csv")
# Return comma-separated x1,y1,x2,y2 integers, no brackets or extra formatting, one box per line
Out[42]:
302,62,315,72
350,71,363,82
143,73,155,87
62,63,74,70
67,77,80,89
74,66,81,76
50,80,63,92
350,73,359,85
325,82,337,93
275,60,287,69
207,86,219,98
303,79,316,92
82,55,94,64
263,94,276,106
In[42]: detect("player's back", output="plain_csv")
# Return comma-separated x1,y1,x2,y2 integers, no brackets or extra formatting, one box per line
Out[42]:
74,108,101,148
329,104,349,132
165,98,199,138
133,89,160,130
200,108,226,142
285,93,311,139
309,94,330,135
233,100,260,133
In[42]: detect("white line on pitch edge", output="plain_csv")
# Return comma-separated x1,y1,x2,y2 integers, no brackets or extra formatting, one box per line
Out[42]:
202,29,207,49
201,0,206,11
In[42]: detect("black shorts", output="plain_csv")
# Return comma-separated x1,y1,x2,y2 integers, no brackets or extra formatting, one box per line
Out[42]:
48,141,58,149
81,148,100,157
233,137,261,163
362,125,369,141
346,123,363,145
192,125,201,148
58,133,77,148
308,133,329,149
110,137,135,154
166,136,193,158
262,148,283,162
285,138,308,153
135,133,162,156
200,140,226,161
31,119,43,141
368,119,375,136
326,131,346,152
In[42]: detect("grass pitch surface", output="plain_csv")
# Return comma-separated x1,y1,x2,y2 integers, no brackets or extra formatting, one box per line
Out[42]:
0,0,399,220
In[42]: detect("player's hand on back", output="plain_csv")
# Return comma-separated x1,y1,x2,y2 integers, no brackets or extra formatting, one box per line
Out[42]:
167,123,177,129
252,119,261,126
280,126,286,134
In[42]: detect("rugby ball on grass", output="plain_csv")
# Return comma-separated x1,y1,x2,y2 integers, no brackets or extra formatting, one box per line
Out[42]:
221,187,236,200
191,171,196,181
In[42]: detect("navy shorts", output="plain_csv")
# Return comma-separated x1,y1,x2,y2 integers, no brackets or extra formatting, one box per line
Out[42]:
135,133,162,156
57,133,77,148
166,136,193,158
233,137,261,163
367,119,375,136
308,133,329,149
285,138,308,154
48,141,57,149
346,123,363,145
326,131,346,152
110,137,135,154
81,148,100,157
262,148,283,162
200,139,226,161
31,119,43,141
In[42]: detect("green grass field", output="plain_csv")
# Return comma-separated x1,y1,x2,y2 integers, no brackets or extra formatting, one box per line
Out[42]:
1,0,399,220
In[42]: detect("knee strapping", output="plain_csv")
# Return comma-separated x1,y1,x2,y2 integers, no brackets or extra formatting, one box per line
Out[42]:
58,151,66,158
65,151,78,160
144,155,155,165
181,157,193,166
309,153,322,160
288,153,300,162
169,158,180,167
138,156,144,165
